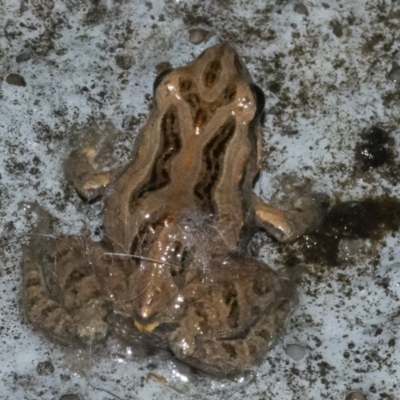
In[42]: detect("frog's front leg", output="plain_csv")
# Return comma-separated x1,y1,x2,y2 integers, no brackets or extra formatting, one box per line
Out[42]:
64,122,118,201
252,193,322,242
22,206,109,346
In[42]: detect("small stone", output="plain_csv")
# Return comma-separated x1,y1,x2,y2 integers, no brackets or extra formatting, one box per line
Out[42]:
16,53,31,63
294,3,309,16
6,73,27,87
189,28,212,45
284,343,307,361
345,391,367,400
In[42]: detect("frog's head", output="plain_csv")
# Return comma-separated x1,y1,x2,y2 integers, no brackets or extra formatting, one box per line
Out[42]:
153,43,265,137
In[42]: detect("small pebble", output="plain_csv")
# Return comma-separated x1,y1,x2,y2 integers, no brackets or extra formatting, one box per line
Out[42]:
345,391,367,400
284,343,307,361
6,73,27,87
16,53,31,63
294,3,309,16
189,28,212,45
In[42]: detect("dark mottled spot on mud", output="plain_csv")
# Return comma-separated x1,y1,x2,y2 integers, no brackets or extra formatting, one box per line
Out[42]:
330,20,343,37
268,81,281,94
36,360,54,376
16,53,31,63
84,2,107,25
355,126,391,170
283,197,400,267
362,33,385,54
114,53,135,70
387,61,400,83
59,395,81,400
294,4,309,16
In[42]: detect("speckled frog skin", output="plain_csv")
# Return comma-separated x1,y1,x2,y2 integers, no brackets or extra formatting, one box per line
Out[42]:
22,44,320,376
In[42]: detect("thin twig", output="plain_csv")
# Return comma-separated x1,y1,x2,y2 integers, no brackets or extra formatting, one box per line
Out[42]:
104,252,179,269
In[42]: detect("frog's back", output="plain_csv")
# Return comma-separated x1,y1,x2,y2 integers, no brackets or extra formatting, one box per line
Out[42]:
104,44,265,252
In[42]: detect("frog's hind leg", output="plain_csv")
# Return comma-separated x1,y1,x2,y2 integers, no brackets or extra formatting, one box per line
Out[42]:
171,304,290,377
22,209,108,346
169,262,295,377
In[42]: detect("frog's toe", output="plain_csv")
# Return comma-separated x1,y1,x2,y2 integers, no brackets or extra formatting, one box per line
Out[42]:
286,195,323,238
64,122,118,201
64,149,111,201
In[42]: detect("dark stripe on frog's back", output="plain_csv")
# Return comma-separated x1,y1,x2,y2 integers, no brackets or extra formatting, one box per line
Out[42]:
128,47,253,218
203,58,222,88
193,117,237,213
178,73,240,213
129,106,182,211
129,79,239,213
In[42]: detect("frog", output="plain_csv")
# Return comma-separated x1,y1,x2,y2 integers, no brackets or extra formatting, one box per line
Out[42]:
22,43,321,376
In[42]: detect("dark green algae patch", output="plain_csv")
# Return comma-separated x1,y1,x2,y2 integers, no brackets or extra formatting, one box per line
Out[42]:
282,197,400,268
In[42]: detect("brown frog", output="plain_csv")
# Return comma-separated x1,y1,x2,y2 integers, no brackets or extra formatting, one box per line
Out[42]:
22,44,320,376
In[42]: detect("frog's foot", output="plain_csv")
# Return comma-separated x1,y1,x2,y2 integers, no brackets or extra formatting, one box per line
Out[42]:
170,307,289,377
64,122,118,201
252,193,322,242
22,234,109,346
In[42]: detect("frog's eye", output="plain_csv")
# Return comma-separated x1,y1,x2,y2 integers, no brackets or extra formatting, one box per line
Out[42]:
250,83,265,117
153,68,173,94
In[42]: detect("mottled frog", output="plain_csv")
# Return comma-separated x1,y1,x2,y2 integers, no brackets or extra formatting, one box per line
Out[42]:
22,44,320,376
